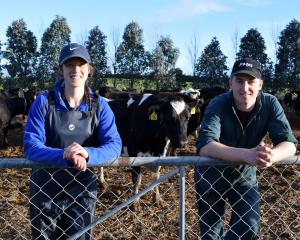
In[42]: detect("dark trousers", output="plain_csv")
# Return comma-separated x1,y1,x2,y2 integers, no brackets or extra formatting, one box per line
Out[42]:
194,167,260,240
30,195,96,240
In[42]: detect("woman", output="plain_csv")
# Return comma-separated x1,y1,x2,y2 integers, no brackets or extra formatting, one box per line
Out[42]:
24,43,122,239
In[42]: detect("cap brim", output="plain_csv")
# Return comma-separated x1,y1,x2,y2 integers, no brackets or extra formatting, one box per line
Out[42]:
232,70,261,79
59,55,90,65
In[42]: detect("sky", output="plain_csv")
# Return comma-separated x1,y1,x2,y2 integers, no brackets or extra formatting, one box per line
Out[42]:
0,0,299,74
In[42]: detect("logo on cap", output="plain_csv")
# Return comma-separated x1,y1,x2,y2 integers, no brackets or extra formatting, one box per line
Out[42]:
231,58,262,79
70,46,79,51
59,43,91,65
239,62,253,68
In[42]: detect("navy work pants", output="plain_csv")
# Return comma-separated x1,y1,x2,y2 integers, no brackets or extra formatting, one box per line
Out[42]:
30,194,96,240
194,167,260,240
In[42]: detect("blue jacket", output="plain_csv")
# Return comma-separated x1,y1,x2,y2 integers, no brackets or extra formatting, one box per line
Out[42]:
196,91,297,185
24,80,122,167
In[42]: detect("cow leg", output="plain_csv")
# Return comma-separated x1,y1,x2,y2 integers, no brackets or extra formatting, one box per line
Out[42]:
131,166,142,211
2,128,8,147
98,167,108,191
194,124,201,139
152,166,164,207
163,139,171,156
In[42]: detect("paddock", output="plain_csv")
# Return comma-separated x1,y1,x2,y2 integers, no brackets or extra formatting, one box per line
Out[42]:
0,112,299,239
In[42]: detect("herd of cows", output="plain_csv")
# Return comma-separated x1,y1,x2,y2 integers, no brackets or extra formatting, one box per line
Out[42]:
97,86,227,209
1,85,300,209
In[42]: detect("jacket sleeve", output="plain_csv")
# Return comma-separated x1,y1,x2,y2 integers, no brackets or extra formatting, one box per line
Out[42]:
84,97,122,165
23,94,68,167
196,97,222,152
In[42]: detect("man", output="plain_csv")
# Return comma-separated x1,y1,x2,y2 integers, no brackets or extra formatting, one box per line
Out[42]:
195,58,297,239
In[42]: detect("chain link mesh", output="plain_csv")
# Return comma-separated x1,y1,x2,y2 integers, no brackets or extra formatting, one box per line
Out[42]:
0,163,299,239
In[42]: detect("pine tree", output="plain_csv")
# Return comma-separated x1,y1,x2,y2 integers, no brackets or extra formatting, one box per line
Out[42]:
116,21,148,89
237,28,273,88
275,19,300,89
3,18,37,87
85,26,109,88
151,35,179,90
37,15,71,88
0,40,3,78
195,37,228,88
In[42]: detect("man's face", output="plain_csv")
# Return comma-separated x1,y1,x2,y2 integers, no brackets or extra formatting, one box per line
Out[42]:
230,73,263,111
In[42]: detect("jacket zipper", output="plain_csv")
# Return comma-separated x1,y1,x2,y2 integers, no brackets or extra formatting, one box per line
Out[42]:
232,107,256,135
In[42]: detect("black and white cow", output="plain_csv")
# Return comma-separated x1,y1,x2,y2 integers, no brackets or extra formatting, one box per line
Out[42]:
105,92,192,210
180,88,203,136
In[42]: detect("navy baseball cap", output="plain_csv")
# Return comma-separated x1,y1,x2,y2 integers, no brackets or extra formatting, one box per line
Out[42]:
231,58,262,79
59,43,91,65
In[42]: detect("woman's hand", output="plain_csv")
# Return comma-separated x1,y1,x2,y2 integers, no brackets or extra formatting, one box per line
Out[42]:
63,142,89,171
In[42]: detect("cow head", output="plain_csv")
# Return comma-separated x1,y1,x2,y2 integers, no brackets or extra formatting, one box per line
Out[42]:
160,95,190,148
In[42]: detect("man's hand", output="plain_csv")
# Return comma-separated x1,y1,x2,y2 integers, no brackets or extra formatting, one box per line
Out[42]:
243,141,275,168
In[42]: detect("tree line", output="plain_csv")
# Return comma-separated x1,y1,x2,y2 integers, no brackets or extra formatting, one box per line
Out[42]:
0,15,299,91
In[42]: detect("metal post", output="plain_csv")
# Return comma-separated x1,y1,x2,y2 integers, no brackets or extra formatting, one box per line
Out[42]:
179,166,185,240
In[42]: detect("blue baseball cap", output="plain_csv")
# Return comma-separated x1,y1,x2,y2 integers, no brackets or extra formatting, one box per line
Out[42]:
59,43,91,65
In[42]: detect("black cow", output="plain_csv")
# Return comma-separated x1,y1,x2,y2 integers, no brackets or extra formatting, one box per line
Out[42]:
1,87,41,115
0,94,27,146
284,91,297,112
96,86,141,100
97,86,129,99
95,88,140,190
199,86,227,118
0,87,41,147
293,90,300,115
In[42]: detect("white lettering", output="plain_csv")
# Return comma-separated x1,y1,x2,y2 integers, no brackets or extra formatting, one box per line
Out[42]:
239,62,253,68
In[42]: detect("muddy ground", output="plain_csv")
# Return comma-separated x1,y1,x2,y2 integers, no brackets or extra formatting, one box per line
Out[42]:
0,112,299,239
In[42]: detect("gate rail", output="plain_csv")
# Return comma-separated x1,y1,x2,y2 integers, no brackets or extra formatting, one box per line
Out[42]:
1,155,300,239
1,155,300,168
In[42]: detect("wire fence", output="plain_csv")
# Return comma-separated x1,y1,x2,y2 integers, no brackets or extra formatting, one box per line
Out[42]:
0,156,300,239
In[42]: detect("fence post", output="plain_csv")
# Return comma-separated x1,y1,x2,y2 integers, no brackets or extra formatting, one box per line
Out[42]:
179,166,185,240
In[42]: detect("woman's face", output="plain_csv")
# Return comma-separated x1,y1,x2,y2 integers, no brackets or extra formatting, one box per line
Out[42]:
62,57,90,89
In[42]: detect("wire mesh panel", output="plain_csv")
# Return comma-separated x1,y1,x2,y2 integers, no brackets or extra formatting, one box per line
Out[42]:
0,158,300,240
258,165,300,239
0,168,31,239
